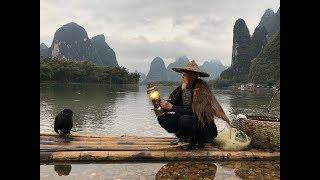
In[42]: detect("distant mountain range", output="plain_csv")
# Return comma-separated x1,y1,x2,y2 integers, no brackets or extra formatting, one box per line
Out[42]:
199,59,226,80
220,7,280,85
40,22,118,67
143,56,226,83
167,56,189,82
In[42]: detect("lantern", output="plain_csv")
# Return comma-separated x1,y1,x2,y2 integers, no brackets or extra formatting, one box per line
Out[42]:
147,83,165,116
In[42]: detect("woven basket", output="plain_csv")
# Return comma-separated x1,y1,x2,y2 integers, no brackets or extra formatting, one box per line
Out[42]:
231,115,280,151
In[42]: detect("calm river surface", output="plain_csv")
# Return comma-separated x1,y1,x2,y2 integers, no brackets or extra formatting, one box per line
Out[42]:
40,83,280,179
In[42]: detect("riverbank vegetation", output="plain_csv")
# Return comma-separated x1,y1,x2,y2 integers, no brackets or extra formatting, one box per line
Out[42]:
40,56,140,84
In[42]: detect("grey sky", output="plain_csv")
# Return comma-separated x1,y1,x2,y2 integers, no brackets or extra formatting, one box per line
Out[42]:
40,0,279,74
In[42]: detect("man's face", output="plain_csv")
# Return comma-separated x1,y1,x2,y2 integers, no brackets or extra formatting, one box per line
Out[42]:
181,72,195,84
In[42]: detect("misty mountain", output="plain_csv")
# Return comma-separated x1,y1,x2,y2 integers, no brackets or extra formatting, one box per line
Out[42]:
167,56,189,82
249,32,280,85
259,8,280,40
41,22,118,66
145,57,168,82
144,56,225,83
220,18,252,82
219,7,280,84
40,43,48,51
91,34,118,67
250,24,268,59
40,43,51,56
199,59,226,80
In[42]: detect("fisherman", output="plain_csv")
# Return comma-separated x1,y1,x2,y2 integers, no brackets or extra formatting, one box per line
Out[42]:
157,60,230,150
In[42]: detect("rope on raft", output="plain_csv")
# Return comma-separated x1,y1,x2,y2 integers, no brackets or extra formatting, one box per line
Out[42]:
267,87,280,113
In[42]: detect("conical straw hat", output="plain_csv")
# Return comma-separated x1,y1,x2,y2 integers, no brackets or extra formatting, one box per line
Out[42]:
172,60,210,77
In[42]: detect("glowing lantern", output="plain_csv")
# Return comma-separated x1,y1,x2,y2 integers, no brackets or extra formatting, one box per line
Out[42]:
147,83,165,117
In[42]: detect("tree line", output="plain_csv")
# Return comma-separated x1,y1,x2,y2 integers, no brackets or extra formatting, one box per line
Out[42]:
40,56,140,84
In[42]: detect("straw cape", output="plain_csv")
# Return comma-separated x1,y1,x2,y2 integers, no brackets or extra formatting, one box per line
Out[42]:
172,60,210,77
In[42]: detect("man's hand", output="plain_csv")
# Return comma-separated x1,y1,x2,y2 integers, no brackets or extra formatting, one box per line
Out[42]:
160,100,173,110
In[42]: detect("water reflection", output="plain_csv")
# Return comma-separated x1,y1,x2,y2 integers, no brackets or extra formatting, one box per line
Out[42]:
218,160,280,179
41,160,279,179
156,161,217,179
229,88,280,117
155,160,280,179
54,164,72,176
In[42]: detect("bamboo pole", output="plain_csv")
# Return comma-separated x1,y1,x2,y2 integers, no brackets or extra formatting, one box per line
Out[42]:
40,150,280,162
41,136,174,143
148,143,189,150
41,133,174,140
40,144,176,151
40,144,224,152
41,140,174,146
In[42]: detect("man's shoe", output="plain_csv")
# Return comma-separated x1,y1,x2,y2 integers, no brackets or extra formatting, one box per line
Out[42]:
187,142,197,151
170,137,180,145
197,142,206,148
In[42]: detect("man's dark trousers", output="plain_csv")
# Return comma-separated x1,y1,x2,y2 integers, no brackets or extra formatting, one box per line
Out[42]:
157,113,217,145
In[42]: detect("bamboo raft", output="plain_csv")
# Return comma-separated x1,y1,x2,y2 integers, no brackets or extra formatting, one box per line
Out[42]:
40,133,280,162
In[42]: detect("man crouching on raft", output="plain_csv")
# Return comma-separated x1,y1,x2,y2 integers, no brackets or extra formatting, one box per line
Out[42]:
157,60,230,150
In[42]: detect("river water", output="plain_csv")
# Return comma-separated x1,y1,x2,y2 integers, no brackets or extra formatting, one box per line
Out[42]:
40,83,280,179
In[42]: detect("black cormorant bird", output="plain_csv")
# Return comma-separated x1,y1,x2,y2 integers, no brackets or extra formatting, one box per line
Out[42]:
54,109,73,138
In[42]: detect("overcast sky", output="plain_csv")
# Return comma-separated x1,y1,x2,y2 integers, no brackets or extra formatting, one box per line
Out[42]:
40,0,279,74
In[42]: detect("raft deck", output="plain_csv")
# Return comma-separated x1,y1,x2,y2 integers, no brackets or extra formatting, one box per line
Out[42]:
40,133,280,162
